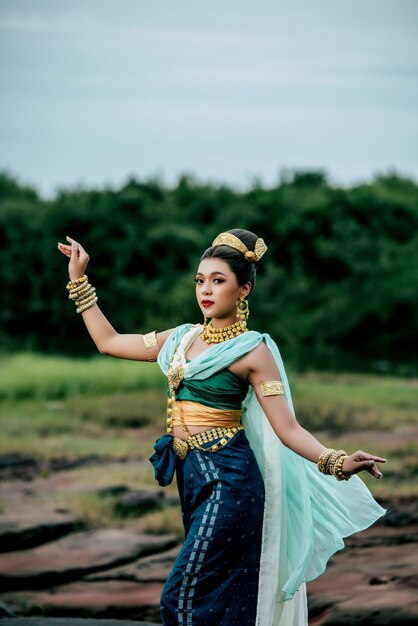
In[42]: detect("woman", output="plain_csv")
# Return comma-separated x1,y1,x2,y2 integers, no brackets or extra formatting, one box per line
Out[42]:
57,228,387,626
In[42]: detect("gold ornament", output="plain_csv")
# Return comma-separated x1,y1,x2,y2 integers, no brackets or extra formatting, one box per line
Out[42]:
167,365,184,392
212,232,267,262
261,381,285,397
200,319,247,344
172,437,189,460
236,296,249,323
143,331,158,349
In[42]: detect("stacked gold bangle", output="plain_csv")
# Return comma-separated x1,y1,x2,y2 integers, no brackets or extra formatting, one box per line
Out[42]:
317,448,351,481
66,274,98,313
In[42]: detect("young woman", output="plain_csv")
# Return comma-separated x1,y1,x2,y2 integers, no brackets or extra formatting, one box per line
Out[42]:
58,228,387,626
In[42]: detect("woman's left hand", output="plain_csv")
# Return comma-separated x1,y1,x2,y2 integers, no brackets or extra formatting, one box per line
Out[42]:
342,451,386,479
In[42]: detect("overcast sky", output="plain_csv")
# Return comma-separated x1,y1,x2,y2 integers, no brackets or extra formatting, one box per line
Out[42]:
1,0,417,198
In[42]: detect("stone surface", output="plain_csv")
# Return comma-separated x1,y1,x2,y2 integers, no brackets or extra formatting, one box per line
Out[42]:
312,595,418,625
307,526,418,625
85,546,181,583
0,454,146,482
1,581,163,622
0,506,84,553
2,617,161,626
0,529,177,591
1,449,417,623
113,489,165,516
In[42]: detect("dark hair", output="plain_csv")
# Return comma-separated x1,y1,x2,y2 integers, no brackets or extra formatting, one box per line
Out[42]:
200,228,260,299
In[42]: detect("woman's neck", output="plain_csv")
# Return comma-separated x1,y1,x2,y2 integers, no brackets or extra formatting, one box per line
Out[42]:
209,315,240,329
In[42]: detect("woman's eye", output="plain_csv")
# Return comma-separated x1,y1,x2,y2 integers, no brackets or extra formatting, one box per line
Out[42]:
195,278,224,284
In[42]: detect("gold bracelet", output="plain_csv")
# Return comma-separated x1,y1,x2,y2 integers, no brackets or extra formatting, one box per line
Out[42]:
328,449,348,476
333,454,351,481
75,293,97,309
69,286,91,300
76,296,99,313
66,275,88,290
317,448,335,474
75,288,96,306
70,282,93,298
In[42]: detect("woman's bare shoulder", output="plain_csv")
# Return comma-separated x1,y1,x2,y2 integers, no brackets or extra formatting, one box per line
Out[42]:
228,338,276,382
245,341,274,367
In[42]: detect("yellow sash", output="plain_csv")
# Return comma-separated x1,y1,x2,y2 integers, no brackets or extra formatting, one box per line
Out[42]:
171,399,242,428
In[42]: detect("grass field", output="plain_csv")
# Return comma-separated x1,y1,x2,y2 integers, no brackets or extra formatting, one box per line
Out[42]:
0,351,165,400
1,352,417,520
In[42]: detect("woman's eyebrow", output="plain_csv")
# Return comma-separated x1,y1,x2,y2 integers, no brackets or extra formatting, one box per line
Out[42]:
196,271,227,277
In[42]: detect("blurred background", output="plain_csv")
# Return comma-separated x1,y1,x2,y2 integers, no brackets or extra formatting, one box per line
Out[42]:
0,1,417,624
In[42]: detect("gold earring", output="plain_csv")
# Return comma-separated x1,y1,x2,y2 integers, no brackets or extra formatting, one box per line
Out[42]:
236,297,249,325
203,315,208,330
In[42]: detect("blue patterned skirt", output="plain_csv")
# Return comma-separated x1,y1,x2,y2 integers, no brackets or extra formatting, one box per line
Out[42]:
150,430,265,626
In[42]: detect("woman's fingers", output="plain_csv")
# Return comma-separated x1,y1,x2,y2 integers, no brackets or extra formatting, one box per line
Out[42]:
363,459,383,479
352,450,387,463
57,243,71,255
342,453,385,479
71,241,79,258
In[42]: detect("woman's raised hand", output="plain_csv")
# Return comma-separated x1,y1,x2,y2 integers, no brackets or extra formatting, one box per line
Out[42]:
57,236,90,282
342,450,386,479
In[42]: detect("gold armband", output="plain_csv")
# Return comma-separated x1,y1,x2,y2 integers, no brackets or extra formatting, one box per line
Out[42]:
143,331,158,349
260,381,284,397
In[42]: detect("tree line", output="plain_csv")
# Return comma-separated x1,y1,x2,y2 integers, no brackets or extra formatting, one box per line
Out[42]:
1,168,417,374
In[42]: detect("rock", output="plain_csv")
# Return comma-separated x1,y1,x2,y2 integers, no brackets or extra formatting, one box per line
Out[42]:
345,523,418,548
0,506,84,553
307,534,418,625
0,455,38,481
379,498,418,527
164,495,180,507
0,454,146,481
2,617,161,626
0,601,18,617
94,486,130,498
307,594,335,620
113,490,165,516
85,546,181,583
0,529,177,591
1,581,163,622
317,595,418,625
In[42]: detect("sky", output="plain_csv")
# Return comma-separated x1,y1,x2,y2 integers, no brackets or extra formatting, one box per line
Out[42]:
1,0,417,198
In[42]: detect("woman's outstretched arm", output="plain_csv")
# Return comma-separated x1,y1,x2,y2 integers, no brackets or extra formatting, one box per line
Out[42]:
245,342,386,479
57,235,174,361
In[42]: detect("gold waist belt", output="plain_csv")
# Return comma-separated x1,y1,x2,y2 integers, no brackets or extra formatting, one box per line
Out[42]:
172,425,245,459
171,400,242,428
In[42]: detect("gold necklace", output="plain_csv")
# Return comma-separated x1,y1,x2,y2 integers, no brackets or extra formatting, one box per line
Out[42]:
200,319,248,344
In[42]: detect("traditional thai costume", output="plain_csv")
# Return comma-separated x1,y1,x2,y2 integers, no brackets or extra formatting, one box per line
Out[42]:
150,322,387,626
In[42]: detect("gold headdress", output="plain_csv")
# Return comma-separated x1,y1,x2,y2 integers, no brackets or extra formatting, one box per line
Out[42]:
212,232,267,262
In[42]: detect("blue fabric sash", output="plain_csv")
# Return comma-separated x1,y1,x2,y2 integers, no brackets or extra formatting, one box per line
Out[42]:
150,434,177,487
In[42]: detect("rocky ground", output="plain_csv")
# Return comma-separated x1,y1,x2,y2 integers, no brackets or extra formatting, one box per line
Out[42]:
0,454,417,625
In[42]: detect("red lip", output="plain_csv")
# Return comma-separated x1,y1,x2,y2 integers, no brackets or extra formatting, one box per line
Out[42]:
201,300,214,306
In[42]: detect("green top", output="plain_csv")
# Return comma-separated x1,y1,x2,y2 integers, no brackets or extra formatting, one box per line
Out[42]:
169,359,249,410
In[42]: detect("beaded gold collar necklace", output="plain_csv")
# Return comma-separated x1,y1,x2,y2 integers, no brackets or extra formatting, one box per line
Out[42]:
200,319,248,344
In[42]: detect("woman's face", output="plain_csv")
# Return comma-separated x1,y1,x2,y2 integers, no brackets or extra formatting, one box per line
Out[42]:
195,257,251,321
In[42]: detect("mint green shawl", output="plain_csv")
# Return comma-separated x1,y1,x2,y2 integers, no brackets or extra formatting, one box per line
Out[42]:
157,323,387,626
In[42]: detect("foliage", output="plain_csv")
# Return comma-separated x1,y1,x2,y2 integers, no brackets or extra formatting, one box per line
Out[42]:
1,168,417,372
